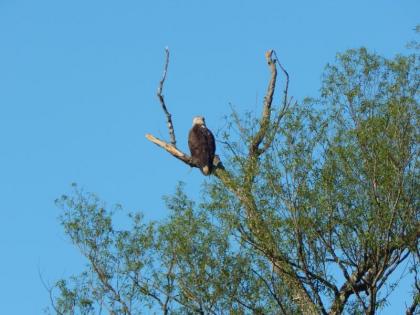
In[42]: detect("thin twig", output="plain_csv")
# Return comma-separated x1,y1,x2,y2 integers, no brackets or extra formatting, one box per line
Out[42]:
39,267,65,315
405,253,420,315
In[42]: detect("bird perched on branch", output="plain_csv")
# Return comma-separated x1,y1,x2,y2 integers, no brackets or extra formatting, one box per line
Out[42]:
188,116,216,175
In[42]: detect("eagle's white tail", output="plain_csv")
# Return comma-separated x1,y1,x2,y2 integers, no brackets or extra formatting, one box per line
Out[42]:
202,166,210,175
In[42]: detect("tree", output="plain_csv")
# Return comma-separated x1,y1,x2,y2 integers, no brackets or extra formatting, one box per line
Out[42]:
46,43,419,314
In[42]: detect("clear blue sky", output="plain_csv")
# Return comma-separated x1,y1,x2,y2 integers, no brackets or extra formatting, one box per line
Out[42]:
0,1,418,313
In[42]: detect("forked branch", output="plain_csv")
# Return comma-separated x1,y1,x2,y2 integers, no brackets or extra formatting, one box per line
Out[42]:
262,50,291,153
249,50,278,157
249,50,291,157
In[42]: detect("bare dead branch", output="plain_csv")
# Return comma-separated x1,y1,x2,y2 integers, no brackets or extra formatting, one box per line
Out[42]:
146,133,195,167
249,49,277,157
156,48,177,146
261,51,292,153
147,49,228,175
146,133,226,178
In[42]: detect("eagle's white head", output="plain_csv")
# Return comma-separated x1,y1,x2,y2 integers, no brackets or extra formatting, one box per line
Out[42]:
192,116,206,126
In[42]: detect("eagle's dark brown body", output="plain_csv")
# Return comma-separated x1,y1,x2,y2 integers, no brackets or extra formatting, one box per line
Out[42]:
188,117,216,175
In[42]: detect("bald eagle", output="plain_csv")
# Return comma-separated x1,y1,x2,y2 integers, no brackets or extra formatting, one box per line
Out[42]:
188,116,216,175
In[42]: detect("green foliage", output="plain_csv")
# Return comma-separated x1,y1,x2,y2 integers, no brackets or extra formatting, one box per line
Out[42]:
48,44,419,314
